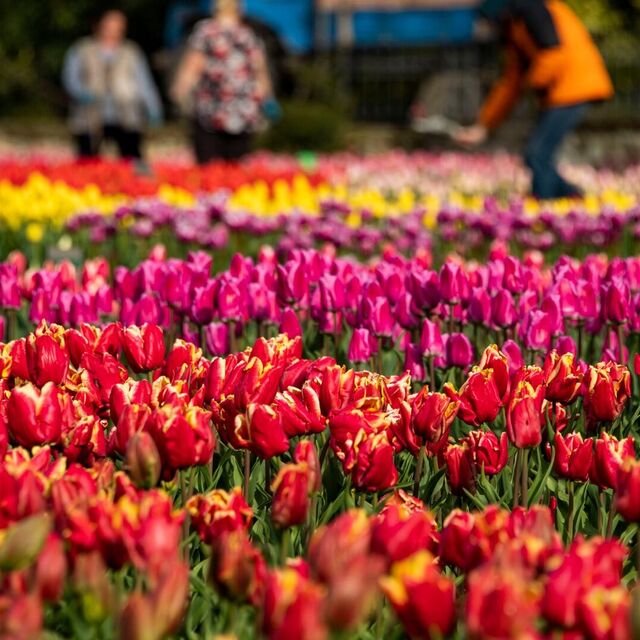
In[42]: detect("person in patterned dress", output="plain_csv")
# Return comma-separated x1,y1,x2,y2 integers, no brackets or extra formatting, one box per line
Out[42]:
171,0,273,163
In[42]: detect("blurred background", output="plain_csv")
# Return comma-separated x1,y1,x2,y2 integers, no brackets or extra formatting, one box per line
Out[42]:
2,0,640,161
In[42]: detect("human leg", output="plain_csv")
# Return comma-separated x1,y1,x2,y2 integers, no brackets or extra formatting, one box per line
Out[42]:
523,103,589,199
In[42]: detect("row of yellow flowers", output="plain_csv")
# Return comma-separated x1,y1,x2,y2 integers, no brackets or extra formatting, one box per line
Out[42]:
1,170,638,242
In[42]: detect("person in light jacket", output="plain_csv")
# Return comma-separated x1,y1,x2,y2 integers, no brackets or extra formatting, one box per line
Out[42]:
62,9,163,159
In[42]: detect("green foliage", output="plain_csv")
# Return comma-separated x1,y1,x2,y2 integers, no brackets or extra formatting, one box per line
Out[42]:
259,60,352,152
0,0,172,114
259,100,348,153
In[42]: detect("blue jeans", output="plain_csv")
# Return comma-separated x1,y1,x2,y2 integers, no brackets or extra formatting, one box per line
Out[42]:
523,103,589,200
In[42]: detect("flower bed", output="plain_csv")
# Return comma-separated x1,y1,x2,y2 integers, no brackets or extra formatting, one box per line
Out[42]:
1,244,639,639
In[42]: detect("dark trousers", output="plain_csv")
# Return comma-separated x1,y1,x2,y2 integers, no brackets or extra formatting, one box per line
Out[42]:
75,125,142,159
524,103,589,200
193,121,253,164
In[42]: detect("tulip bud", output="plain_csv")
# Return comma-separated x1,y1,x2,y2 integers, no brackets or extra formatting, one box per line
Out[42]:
439,262,469,304
147,560,190,637
446,333,474,369
444,444,476,495
205,321,230,357
419,318,444,358
271,462,311,528
35,534,67,602
347,328,376,364
126,431,162,489
209,530,266,605
294,440,322,493
279,307,303,338
0,513,52,571
502,339,524,375
506,379,545,449
119,594,158,640
491,289,517,328
364,297,394,338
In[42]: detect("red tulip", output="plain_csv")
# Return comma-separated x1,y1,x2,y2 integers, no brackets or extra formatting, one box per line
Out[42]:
350,430,398,493
380,550,456,640
542,537,626,628
410,387,459,448
466,561,541,639
209,530,267,606
553,432,593,482
294,440,322,493
34,534,67,603
579,586,631,640
589,432,635,491
148,404,215,473
506,379,545,449
245,403,289,459
187,488,253,545
584,362,631,426
443,443,476,495
25,333,69,386
126,431,162,489
271,462,311,528
7,382,62,447
463,429,508,475
478,344,510,403
543,350,584,405
261,568,327,640
371,491,439,565
445,367,502,427
615,458,640,522
122,324,165,373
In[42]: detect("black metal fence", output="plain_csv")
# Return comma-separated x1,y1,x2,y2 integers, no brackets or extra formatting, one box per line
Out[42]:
328,44,640,126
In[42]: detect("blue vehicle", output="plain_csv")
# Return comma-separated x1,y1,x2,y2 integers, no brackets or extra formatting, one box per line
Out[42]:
164,0,480,53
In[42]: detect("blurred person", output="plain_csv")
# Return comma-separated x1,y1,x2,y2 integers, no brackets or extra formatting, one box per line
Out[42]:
62,9,163,160
454,0,613,200
171,0,275,164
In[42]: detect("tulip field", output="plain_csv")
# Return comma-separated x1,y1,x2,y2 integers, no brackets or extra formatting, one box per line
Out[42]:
3,153,640,640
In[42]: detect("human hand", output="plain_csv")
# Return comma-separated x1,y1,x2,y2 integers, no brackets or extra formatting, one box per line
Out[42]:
148,113,164,129
452,124,488,147
78,91,98,106
262,97,282,122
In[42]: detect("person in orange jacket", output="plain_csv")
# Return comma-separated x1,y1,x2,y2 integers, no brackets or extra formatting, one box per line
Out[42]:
454,0,613,199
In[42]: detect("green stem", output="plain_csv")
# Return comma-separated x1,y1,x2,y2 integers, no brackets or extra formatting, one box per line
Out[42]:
617,322,626,364
413,445,426,497
520,448,529,508
567,481,575,543
606,494,616,538
512,449,521,509
265,457,272,495
243,449,251,502
280,528,290,565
